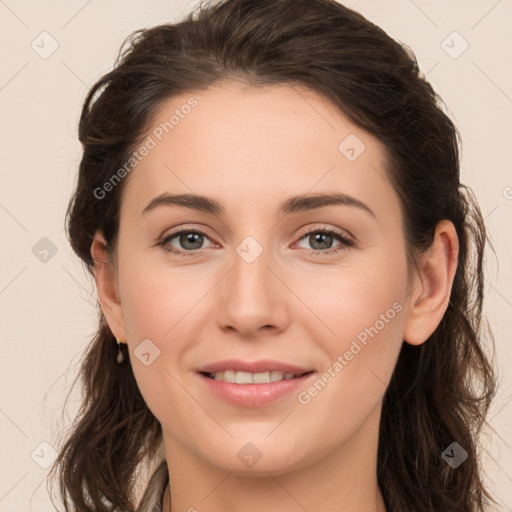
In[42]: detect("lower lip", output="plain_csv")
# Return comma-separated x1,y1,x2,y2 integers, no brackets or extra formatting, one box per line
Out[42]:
197,372,315,407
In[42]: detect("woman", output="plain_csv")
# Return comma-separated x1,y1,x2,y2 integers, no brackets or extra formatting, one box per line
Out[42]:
49,0,498,510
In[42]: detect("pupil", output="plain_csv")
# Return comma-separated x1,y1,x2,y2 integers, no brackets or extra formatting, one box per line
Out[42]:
311,233,331,250
181,232,203,250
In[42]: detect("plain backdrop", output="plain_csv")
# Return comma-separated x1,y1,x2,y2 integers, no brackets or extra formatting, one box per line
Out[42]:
0,0,511,510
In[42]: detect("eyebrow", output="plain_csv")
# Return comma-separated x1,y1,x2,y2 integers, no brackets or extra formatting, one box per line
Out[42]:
141,192,376,219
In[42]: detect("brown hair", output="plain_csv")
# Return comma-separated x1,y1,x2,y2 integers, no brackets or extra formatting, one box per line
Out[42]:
49,0,498,510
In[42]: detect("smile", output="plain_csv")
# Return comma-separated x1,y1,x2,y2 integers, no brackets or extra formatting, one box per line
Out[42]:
202,370,312,384
197,370,316,407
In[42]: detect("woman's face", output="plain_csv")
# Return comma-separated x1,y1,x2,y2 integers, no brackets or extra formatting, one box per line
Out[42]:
104,81,419,475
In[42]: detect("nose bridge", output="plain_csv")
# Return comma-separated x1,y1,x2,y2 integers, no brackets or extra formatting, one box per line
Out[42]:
215,232,289,335
233,234,271,294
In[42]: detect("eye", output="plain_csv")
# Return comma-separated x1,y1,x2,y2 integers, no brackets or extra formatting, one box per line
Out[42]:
295,227,354,256
157,226,354,258
158,227,214,256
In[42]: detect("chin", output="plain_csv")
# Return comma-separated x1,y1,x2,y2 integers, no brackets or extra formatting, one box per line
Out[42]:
201,436,314,476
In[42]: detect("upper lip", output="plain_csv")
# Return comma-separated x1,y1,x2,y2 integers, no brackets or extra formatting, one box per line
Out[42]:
198,359,314,375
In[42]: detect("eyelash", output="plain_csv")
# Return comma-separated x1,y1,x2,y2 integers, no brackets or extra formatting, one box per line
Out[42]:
157,226,354,258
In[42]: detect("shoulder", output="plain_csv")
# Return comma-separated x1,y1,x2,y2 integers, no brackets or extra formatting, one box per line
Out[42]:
136,459,169,512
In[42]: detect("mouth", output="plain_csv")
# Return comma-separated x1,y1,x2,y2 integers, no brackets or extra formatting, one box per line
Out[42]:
196,369,317,407
195,359,316,406
199,370,315,384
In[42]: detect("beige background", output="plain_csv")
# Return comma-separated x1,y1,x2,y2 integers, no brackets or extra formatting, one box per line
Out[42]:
0,0,511,510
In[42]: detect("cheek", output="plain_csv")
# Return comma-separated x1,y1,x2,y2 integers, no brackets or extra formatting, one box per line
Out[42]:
117,260,201,426
117,241,207,340
293,244,408,406
290,283,406,448
296,246,407,351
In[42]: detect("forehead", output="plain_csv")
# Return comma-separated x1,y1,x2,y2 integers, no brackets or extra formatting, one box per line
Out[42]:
121,81,399,222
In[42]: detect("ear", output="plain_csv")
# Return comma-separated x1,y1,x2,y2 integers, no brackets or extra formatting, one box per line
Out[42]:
90,230,127,342
403,219,459,346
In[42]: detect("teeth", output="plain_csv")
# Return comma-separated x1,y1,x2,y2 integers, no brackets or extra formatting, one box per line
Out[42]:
210,370,300,383
236,371,253,384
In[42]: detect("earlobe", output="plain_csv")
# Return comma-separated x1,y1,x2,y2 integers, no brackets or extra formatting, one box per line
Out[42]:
403,220,459,346
90,231,127,341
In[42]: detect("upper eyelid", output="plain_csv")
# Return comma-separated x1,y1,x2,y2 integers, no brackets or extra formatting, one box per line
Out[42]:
299,225,352,239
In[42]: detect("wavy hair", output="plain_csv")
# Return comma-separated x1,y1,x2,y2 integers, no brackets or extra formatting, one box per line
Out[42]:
49,0,498,510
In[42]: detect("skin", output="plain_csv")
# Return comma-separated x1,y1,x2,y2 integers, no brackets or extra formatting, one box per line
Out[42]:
91,80,459,512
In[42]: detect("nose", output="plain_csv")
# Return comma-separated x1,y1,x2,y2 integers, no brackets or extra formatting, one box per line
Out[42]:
215,238,290,339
